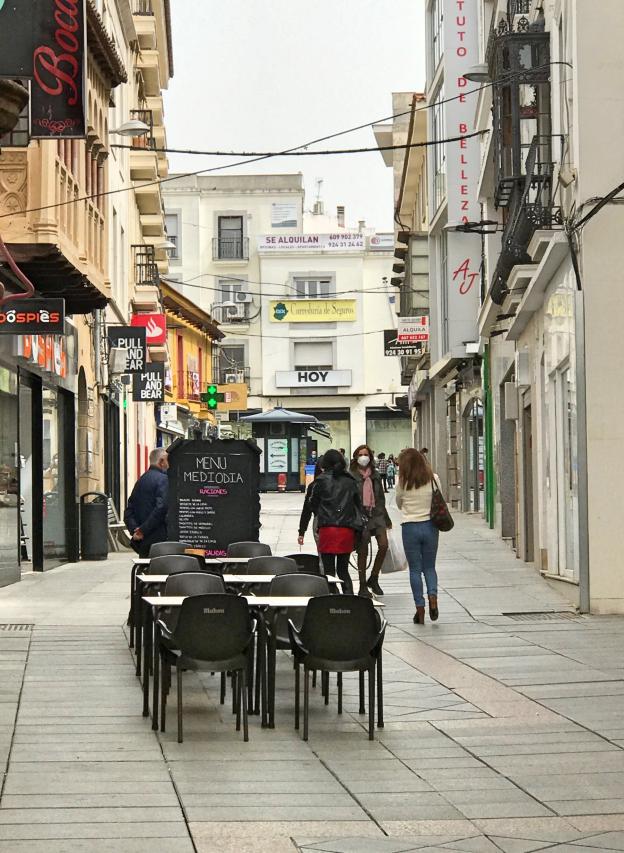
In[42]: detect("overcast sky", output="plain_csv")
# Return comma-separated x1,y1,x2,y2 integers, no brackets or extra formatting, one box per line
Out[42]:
163,0,426,232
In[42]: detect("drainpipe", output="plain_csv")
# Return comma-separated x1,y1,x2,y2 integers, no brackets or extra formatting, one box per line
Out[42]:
575,290,590,613
483,344,495,529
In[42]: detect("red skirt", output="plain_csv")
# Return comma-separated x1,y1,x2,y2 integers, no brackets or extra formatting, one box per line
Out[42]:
318,526,355,554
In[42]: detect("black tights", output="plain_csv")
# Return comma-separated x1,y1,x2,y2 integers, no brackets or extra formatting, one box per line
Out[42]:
321,552,354,595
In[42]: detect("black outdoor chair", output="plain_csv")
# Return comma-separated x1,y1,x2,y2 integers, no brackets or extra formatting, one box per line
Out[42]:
262,573,330,728
149,541,191,558
283,553,322,575
288,596,386,741
159,594,255,742
244,556,298,577
128,541,189,645
159,572,227,634
227,541,272,558
146,554,201,577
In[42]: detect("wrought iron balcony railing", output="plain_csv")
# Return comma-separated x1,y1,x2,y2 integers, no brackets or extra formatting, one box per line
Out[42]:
219,366,250,386
489,134,563,304
129,108,155,150
212,237,249,261
132,244,159,286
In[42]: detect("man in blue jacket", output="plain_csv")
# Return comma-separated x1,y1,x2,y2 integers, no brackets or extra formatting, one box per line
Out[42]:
124,448,169,557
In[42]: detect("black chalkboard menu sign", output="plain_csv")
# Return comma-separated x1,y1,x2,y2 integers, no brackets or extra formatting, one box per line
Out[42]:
167,438,261,557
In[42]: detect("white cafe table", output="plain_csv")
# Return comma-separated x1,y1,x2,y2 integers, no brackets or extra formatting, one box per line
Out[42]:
136,574,343,586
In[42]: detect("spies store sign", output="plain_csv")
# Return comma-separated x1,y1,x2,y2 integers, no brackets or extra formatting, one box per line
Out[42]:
31,0,87,138
130,313,167,346
0,298,65,334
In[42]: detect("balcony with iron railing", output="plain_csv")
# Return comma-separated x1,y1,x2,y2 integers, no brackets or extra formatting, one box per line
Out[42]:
133,244,159,286
212,236,249,261
489,134,563,305
218,366,250,387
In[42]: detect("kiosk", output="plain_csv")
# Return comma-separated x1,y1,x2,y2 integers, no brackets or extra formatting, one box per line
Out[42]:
240,407,323,492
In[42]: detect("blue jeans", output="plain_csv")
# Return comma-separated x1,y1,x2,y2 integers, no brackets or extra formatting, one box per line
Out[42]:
402,520,439,607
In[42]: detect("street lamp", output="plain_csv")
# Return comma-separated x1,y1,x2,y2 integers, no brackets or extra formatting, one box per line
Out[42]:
156,239,176,251
444,220,499,235
463,64,490,83
110,119,150,137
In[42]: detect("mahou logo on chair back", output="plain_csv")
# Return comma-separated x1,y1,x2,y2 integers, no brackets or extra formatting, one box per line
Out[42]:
31,0,87,138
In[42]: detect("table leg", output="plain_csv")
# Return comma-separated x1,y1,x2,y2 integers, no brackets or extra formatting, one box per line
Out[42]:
142,596,151,718
152,615,160,731
135,578,143,677
129,565,136,648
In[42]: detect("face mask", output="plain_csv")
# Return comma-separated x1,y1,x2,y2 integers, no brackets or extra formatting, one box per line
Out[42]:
357,455,370,468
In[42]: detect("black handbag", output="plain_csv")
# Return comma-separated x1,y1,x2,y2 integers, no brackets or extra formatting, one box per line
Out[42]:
430,480,454,532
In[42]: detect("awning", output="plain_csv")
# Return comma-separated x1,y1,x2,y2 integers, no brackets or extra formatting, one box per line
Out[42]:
0,244,108,314
240,406,320,424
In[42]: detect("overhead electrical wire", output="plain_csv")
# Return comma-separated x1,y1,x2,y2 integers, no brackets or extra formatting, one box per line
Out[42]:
110,132,487,159
0,65,562,222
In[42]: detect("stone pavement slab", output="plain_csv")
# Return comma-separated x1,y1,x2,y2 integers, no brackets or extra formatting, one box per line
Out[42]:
0,496,621,851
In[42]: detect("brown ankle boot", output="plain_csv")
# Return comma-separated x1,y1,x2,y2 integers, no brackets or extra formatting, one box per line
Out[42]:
428,595,439,621
413,606,425,625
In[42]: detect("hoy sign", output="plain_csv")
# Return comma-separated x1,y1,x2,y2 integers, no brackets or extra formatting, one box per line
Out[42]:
275,369,352,388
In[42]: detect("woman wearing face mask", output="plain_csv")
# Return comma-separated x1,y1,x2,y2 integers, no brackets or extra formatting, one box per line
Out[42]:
350,445,392,597
309,449,361,594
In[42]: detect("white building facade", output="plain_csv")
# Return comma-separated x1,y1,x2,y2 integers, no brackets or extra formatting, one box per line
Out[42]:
163,175,409,457
472,0,624,613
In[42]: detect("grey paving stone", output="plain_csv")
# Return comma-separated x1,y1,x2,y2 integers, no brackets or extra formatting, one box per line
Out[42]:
185,805,367,821
0,841,196,853
300,837,422,852
0,822,190,840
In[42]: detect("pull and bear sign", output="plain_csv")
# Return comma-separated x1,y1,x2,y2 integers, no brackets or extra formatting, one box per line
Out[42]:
108,326,165,402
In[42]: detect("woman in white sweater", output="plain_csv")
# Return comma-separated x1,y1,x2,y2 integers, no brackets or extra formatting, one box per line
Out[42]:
395,448,441,625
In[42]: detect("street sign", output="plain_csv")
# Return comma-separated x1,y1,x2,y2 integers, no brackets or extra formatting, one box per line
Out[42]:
0,298,65,334
383,329,426,357
397,316,429,343
132,363,165,402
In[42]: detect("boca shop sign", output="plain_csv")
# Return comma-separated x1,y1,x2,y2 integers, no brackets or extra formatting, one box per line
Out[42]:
0,298,65,334
31,0,87,138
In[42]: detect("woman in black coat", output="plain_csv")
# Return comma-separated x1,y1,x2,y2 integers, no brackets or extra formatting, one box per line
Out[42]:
308,449,361,594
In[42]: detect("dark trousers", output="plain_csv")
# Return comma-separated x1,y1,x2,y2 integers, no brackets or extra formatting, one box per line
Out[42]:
380,474,388,493
321,552,354,595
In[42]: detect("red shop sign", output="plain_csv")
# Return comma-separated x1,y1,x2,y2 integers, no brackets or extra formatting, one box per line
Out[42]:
30,0,87,138
131,313,167,346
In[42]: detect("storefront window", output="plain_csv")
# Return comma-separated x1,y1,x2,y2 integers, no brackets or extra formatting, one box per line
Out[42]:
366,416,413,458
42,387,67,567
544,282,579,580
0,368,19,585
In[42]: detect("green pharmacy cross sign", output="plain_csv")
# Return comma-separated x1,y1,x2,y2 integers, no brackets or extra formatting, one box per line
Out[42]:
200,384,225,409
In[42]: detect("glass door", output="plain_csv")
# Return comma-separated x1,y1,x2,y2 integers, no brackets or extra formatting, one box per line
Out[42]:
42,387,67,568
0,367,19,585
18,383,33,565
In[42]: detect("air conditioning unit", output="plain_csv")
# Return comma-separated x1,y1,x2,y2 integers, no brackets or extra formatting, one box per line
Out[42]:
224,303,248,321
224,371,244,384
234,292,252,304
